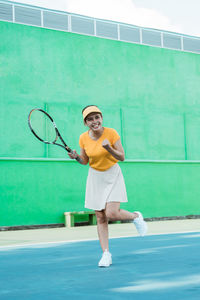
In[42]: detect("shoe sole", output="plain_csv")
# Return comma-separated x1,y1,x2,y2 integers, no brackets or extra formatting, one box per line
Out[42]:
140,221,148,236
98,264,111,267
134,211,148,236
98,259,112,267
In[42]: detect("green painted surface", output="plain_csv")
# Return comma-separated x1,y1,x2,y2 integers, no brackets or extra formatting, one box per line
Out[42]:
0,159,87,226
1,21,200,160
0,159,200,227
1,21,200,226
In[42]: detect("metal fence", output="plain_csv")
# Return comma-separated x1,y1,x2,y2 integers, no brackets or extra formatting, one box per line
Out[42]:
0,0,200,54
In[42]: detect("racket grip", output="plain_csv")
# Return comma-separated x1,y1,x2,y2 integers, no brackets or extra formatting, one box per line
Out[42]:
70,150,83,163
75,156,83,163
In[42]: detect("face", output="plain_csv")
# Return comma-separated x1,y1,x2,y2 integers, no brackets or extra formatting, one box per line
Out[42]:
85,113,103,131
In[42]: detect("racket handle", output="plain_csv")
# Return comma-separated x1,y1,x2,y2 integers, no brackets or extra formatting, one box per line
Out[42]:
70,150,83,163
75,156,83,163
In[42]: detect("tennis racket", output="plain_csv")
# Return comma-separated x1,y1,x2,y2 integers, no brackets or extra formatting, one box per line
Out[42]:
28,108,81,162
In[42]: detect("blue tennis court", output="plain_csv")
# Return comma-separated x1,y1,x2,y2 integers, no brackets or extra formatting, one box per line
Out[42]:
1,232,200,300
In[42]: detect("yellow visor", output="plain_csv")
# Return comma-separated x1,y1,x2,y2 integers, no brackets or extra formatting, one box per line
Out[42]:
82,106,102,120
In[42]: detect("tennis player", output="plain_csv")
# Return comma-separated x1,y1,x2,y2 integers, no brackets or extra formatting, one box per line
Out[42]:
68,105,147,267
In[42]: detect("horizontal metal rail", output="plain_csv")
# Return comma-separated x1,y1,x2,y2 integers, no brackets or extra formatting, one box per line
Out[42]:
0,0,200,54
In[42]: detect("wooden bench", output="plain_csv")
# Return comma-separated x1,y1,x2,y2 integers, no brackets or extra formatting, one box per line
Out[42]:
64,211,97,228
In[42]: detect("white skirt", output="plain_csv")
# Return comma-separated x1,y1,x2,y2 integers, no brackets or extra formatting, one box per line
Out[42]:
85,163,128,211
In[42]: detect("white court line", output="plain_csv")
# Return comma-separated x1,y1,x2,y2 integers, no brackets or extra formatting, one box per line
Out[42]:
0,230,199,251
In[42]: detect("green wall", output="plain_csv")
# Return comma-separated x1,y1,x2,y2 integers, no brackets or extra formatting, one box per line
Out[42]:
1,20,200,226
1,159,200,227
1,21,200,160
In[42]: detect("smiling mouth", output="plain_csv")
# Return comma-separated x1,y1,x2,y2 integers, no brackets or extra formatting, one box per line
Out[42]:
92,123,100,129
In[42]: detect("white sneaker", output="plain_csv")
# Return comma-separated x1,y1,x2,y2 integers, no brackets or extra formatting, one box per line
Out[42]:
98,249,112,267
133,211,147,236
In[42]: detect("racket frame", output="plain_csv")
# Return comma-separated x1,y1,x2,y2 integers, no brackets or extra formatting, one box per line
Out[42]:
28,108,73,153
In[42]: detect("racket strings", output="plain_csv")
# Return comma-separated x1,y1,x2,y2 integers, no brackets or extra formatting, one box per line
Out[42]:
29,110,57,143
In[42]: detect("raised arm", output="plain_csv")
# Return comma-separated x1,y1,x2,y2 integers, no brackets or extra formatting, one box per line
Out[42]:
102,138,125,161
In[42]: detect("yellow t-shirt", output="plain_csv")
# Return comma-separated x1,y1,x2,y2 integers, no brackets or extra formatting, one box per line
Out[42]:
79,127,120,171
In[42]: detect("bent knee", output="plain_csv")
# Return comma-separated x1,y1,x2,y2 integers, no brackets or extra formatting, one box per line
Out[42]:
105,209,118,221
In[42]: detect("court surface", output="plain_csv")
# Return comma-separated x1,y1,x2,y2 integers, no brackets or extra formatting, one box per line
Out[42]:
0,221,200,300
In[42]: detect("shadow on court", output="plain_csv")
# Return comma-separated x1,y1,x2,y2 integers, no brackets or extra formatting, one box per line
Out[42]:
0,232,200,300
